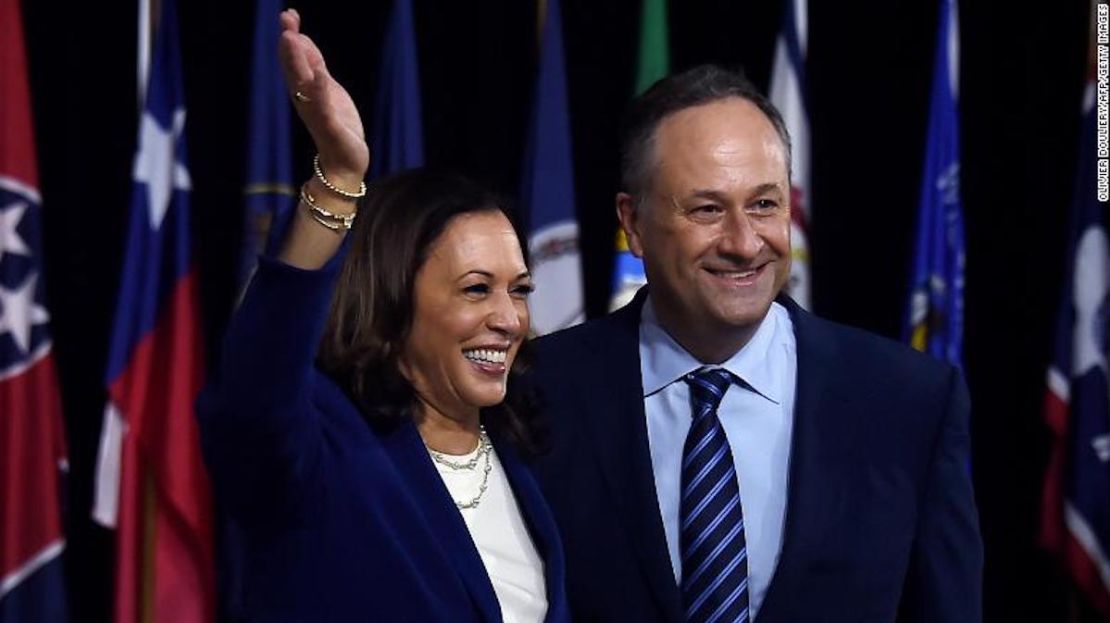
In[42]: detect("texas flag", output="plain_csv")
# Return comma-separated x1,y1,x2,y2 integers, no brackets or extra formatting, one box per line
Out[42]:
91,0,215,621
0,0,69,620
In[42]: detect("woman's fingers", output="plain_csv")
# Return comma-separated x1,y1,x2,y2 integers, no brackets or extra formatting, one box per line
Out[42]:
278,32,312,91
279,8,300,32
278,10,329,103
274,10,369,177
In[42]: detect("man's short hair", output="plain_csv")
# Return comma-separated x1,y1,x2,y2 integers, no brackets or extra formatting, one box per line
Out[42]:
619,64,793,198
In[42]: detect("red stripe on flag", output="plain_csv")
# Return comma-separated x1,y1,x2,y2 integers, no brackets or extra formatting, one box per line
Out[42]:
0,353,66,580
1040,384,1110,617
1064,532,1110,617
107,269,213,623
0,0,39,188
1039,388,1069,551
789,186,809,232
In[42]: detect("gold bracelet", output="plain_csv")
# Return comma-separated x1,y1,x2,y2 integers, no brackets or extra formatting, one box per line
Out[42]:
312,154,367,200
300,183,356,231
307,210,343,231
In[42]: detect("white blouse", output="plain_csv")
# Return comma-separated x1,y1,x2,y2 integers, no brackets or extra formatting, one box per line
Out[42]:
430,441,548,623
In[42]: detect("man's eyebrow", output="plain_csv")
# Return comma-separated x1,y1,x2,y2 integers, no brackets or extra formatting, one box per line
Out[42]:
746,183,786,200
688,189,730,202
676,183,786,203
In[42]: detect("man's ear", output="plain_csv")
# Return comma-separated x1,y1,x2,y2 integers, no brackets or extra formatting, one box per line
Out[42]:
616,192,645,258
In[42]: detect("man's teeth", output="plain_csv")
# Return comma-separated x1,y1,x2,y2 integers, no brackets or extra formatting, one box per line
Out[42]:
713,268,757,277
464,349,507,364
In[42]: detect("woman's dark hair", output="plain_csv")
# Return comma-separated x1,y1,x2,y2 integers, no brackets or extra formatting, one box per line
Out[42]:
317,168,543,454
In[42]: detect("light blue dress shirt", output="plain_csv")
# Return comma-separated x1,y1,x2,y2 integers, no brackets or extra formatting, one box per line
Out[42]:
639,298,797,620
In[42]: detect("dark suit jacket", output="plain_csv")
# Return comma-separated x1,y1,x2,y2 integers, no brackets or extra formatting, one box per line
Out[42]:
197,256,569,622
531,290,981,622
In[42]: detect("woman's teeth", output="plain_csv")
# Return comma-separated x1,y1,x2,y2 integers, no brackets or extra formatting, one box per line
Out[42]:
463,349,507,364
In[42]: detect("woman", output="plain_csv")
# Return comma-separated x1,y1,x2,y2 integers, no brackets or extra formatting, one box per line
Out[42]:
196,10,568,622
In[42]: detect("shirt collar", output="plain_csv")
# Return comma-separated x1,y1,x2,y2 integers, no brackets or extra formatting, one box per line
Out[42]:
639,296,783,404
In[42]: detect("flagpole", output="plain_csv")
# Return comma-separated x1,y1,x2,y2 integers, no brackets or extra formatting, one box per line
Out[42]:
137,0,151,107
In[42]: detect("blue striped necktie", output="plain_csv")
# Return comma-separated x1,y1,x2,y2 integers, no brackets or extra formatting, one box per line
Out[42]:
681,367,749,623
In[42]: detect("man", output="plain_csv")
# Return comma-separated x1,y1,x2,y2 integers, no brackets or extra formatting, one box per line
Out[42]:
532,65,982,622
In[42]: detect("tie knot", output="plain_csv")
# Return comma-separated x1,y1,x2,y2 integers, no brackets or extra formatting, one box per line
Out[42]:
685,367,734,413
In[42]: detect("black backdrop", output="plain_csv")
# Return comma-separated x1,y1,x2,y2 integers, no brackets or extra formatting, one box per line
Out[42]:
19,0,1096,621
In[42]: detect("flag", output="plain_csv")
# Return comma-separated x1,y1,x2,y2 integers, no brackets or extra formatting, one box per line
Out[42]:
632,0,669,96
91,0,215,621
768,0,812,310
370,0,424,179
611,0,669,311
0,0,69,620
1039,8,1110,613
521,0,583,335
904,0,965,367
240,0,296,290
223,2,295,615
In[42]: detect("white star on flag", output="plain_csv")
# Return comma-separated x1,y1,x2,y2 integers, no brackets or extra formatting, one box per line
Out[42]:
0,200,31,260
0,272,49,354
1072,225,1109,377
133,107,191,230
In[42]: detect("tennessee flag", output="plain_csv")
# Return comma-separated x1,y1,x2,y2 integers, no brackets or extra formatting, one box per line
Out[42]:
0,0,69,620
91,0,215,621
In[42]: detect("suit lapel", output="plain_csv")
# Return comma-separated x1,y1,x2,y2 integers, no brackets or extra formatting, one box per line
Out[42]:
491,433,569,623
380,420,502,622
757,297,851,622
578,290,684,622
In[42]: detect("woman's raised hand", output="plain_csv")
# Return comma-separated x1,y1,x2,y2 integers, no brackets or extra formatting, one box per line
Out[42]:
275,9,366,269
278,9,369,185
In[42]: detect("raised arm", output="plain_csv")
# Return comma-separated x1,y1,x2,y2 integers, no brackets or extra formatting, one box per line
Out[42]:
196,11,370,521
277,8,369,269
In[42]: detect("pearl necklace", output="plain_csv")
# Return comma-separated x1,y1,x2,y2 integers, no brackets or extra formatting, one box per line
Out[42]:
427,426,493,510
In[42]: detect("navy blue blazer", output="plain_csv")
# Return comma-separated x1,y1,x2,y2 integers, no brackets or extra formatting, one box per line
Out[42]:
531,289,982,622
197,256,568,622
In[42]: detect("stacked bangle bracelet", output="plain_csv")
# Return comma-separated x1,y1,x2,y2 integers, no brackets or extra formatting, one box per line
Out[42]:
313,154,367,199
301,154,365,232
301,183,356,232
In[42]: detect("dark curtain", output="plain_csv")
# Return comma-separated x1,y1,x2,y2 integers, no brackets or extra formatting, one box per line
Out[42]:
21,0,1094,620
